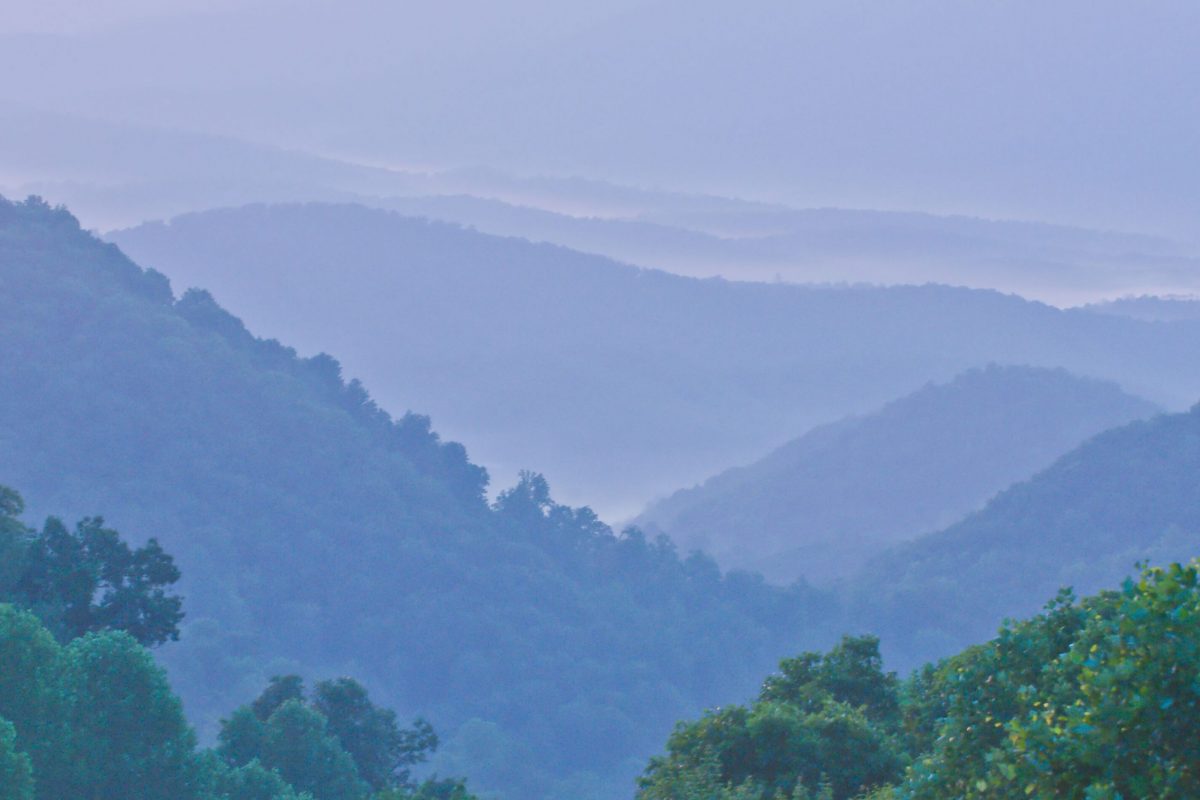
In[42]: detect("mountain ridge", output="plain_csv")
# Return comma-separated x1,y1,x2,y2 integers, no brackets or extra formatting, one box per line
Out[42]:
634,365,1160,583
110,202,1200,517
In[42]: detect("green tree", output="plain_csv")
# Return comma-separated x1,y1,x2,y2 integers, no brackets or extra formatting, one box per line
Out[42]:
0,605,69,798
0,489,27,600
313,677,437,791
997,562,1200,798
376,777,480,800
206,756,313,800
219,707,270,769
640,636,906,800
19,516,183,646
62,630,202,800
0,718,33,800
762,636,900,724
900,590,1100,799
252,675,306,721
227,675,443,795
258,700,369,800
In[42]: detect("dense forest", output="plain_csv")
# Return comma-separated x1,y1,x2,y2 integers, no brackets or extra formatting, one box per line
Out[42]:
638,559,1200,799
635,365,1157,583
0,196,833,799
109,202,1200,516
8,483,1193,800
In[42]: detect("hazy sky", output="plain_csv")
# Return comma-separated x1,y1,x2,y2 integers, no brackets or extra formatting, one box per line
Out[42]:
4,0,1199,236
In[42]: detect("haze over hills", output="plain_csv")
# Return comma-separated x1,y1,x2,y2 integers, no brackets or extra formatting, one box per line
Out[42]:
634,365,1160,584
110,202,1200,518
374,195,1200,306
5,2,1200,798
0,196,832,800
7,106,1200,305
4,1,1199,238
1084,294,1200,323
850,400,1200,670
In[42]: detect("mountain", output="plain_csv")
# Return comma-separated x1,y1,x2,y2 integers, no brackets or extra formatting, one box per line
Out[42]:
374,195,1200,306
8,105,1199,305
1084,294,1200,323
634,366,1159,584
9,106,1200,305
5,1,1200,236
109,202,1200,518
852,401,1200,669
0,196,832,800
0,107,784,231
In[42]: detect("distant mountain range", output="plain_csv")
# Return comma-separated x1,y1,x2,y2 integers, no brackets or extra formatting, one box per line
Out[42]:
1085,295,1200,323
634,365,1159,584
5,1,1199,236
5,107,1200,305
111,203,1200,518
373,195,1200,305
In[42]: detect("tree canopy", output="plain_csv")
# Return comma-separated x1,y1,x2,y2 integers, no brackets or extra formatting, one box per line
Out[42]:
643,560,1200,799
0,486,182,646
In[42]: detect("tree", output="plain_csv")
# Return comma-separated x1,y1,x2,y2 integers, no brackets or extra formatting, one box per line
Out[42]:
252,675,307,721
204,755,313,800
0,718,33,800
0,604,70,798
762,636,900,724
225,676,444,796
996,562,1200,798
0,489,27,600
62,630,202,800
219,707,270,770
258,700,370,800
313,677,437,791
640,636,907,800
18,515,183,646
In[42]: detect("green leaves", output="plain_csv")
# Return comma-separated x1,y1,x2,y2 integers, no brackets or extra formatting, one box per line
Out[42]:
650,560,1200,800
0,718,33,800
0,605,204,800
903,560,1200,799
62,630,201,800
639,636,906,800
220,675,458,800
0,486,184,648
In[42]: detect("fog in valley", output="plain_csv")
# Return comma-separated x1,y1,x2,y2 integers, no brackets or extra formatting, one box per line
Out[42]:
3,3,1200,800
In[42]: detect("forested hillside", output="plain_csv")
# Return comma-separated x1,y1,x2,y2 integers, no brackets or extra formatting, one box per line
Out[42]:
852,402,1200,669
110,203,1200,517
635,366,1158,583
0,196,831,800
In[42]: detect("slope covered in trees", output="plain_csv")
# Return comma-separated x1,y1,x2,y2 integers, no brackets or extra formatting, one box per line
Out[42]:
851,402,1200,668
635,366,1158,583
0,197,830,800
109,203,1200,517
641,560,1200,799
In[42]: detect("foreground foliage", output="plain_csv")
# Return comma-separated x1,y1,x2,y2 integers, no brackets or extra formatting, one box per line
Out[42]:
641,560,1200,799
0,484,476,800
0,486,182,646
0,601,477,800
